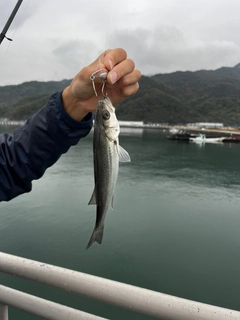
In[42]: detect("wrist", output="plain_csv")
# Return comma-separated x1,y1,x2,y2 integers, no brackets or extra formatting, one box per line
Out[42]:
62,86,89,122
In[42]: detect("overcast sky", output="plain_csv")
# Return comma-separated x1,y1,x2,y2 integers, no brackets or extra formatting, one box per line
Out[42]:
1,0,240,86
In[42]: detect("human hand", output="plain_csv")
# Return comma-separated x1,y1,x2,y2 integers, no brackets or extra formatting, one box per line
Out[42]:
62,48,141,121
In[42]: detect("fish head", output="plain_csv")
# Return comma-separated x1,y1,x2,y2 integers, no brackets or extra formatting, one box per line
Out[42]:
96,96,120,141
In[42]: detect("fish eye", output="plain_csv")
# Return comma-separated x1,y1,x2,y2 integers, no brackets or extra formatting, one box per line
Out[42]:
102,110,110,120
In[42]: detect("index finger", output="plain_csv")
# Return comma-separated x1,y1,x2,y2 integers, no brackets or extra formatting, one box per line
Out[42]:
103,48,127,70
107,58,136,85
86,48,127,82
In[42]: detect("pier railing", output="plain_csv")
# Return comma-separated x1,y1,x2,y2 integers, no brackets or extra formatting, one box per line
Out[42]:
0,251,239,320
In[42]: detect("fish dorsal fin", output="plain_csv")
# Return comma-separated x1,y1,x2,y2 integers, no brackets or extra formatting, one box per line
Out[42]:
118,145,131,162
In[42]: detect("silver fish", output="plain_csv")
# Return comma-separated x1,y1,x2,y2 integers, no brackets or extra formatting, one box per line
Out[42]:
87,96,130,249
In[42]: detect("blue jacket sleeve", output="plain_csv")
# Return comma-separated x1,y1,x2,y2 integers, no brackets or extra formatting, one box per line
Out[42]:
0,92,93,202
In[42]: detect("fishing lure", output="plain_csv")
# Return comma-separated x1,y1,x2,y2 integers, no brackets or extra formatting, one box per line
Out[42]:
90,68,108,97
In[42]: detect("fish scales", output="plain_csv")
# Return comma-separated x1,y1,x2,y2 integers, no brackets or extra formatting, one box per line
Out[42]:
87,96,130,249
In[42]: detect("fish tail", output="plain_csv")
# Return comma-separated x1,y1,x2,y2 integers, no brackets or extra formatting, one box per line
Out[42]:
86,226,104,250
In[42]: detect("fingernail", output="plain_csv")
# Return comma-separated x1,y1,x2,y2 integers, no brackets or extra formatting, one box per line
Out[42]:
111,72,118,84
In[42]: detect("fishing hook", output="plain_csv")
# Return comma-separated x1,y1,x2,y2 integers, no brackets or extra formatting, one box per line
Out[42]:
90,68,108,97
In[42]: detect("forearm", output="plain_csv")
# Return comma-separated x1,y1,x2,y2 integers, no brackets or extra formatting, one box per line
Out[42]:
0,92,93,201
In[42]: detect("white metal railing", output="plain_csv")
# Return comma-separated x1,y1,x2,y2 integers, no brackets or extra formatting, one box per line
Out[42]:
0,251,239,320
0,285,107,320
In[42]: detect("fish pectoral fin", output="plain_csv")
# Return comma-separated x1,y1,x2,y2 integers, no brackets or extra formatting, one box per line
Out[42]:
118,145,131,162
111,195,114,209
88,188,97,205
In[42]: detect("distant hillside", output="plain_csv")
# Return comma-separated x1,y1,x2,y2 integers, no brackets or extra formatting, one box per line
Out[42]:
1,65,240,125
0,79,71,120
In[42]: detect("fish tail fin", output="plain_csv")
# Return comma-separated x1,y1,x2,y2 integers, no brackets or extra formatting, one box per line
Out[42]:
86,225,104,250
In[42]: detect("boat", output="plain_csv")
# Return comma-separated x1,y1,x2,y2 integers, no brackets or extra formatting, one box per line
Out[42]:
222,135,240,143
168,128,179,134
189,134,225,143
167,130,198,141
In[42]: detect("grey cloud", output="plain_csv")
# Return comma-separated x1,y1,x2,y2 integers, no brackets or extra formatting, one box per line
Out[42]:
52,39,99,70
109,26,240,75
1,0,240,86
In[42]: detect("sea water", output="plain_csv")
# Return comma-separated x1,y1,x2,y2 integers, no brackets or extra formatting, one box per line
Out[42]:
0,126,240,319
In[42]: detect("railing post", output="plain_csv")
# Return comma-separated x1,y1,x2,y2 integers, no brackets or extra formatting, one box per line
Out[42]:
0,303,8,320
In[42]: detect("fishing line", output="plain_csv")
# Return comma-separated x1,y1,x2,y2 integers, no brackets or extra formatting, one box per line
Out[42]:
0,41,11,67
97,0,116,68
0,0,30,68
106,0,116,50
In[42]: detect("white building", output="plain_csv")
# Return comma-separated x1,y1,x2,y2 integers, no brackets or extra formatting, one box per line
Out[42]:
187,122,224,128
118,121,144,127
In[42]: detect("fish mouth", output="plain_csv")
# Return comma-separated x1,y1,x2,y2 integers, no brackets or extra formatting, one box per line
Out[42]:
98,104,115,113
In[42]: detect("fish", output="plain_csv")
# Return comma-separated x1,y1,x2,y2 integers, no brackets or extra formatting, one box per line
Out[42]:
86,96,130,249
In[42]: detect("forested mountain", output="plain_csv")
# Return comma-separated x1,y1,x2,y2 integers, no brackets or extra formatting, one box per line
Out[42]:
1,64,240,125
0,79,71,120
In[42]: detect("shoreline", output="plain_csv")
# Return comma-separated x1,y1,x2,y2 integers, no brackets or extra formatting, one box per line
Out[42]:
1,121,240,137
120,124,240,136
